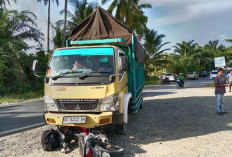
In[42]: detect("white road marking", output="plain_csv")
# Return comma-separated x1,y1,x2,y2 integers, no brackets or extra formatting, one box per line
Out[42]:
0,122,45,136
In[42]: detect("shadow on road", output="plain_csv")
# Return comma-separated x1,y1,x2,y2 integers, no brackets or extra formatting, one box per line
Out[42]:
143,91,176,98
144,84,177,90
0,104,22,111
108,95,232,156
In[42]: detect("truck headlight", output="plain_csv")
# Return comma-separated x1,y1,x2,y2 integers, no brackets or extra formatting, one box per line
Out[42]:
100,94,119,112
44,95,58,111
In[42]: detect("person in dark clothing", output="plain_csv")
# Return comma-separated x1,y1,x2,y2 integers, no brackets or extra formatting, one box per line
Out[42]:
214,68,228,115
178,73,185,85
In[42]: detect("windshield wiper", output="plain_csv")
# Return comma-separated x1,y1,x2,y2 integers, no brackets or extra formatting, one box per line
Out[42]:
79,72,94,80
79,71,111,80
52,71,81,80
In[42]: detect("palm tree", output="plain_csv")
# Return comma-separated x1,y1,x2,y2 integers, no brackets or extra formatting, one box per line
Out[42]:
217,44,227,52
205,40,219,54
37,0,59,53
0,9,44,91
0,0,17,8
131,0,151,38
0,10,44,52
56,0,95,38
69,0,95,25
226,39,232,43
144,29,170,59
143,28,170,78
173,40,198,57
101,0,151,29
172,40,201,74
196,50,213,72
52,23,63,48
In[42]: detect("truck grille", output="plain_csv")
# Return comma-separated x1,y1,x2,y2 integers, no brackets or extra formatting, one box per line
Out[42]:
57,99,98,111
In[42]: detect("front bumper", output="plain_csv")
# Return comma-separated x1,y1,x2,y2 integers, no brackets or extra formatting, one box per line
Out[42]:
168,78,175,81
188,75,195,78
44,112,113,128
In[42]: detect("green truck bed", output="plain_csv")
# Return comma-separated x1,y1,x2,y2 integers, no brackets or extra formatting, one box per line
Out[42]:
67,35,145,114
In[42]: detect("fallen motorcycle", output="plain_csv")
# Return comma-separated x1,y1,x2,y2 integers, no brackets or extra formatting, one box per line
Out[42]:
41,126,123,157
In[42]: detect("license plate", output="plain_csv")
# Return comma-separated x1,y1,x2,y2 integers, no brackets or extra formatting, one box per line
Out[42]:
63,116,86,124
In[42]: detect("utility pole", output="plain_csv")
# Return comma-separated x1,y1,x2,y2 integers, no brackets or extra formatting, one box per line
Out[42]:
62,0,67,47
47,0,51,53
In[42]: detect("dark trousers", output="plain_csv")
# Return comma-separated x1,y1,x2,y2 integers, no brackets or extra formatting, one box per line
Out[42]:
180,80,184,84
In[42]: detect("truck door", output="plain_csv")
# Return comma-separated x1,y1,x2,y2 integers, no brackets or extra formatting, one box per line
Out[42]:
118,50,128,92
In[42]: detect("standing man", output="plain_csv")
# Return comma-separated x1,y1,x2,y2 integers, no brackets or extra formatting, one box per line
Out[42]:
214,68,228,115
227,70,232,92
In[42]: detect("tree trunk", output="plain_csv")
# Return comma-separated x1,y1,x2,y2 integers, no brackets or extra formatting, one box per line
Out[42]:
47,0,50,53
62,0,67,47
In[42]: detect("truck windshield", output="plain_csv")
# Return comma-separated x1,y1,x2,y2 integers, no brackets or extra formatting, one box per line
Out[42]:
47,47,114,77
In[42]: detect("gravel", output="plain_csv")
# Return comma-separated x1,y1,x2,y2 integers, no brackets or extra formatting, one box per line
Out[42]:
1,82,232,157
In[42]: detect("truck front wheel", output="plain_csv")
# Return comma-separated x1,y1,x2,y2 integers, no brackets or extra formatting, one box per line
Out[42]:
115,123,127,134
139,94,143,109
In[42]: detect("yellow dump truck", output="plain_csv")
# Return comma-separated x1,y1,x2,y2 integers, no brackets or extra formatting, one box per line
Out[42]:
32,7,144,155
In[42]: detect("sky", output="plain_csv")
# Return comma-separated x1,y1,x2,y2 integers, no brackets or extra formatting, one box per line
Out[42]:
7,0,232,51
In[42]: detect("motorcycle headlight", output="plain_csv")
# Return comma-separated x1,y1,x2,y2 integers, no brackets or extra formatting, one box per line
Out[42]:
100,94,119,112
44,95,58,111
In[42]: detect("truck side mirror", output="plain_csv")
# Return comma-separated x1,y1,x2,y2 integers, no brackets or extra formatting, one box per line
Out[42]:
109,75,116,82
32,60,39,73
119,56,128,71
32,60,43,78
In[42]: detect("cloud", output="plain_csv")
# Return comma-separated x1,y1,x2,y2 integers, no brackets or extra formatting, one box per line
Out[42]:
218,34,231,41
141,0,232,26
141,0,232,8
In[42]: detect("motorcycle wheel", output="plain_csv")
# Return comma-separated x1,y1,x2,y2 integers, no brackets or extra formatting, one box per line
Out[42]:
101,143,124,156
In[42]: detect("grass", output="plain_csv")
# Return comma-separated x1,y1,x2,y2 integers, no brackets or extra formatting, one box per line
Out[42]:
145,79,160,85
0,90,43,104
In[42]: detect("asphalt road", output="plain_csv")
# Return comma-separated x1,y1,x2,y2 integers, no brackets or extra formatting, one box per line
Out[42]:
0,77,212,137
183,77,213,88
143,77,213,100
0,100,45,137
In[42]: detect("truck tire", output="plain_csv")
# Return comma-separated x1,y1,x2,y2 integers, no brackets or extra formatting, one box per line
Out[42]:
139,95,143,109
115,123,127,134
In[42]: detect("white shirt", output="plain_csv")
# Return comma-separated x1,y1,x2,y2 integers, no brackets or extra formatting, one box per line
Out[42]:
227,73,232,82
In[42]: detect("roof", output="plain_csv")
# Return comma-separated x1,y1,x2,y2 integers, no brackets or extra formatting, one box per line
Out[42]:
68,7,144,63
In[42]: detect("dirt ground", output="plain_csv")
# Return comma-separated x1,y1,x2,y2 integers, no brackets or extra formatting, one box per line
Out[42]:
1,82,232,157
